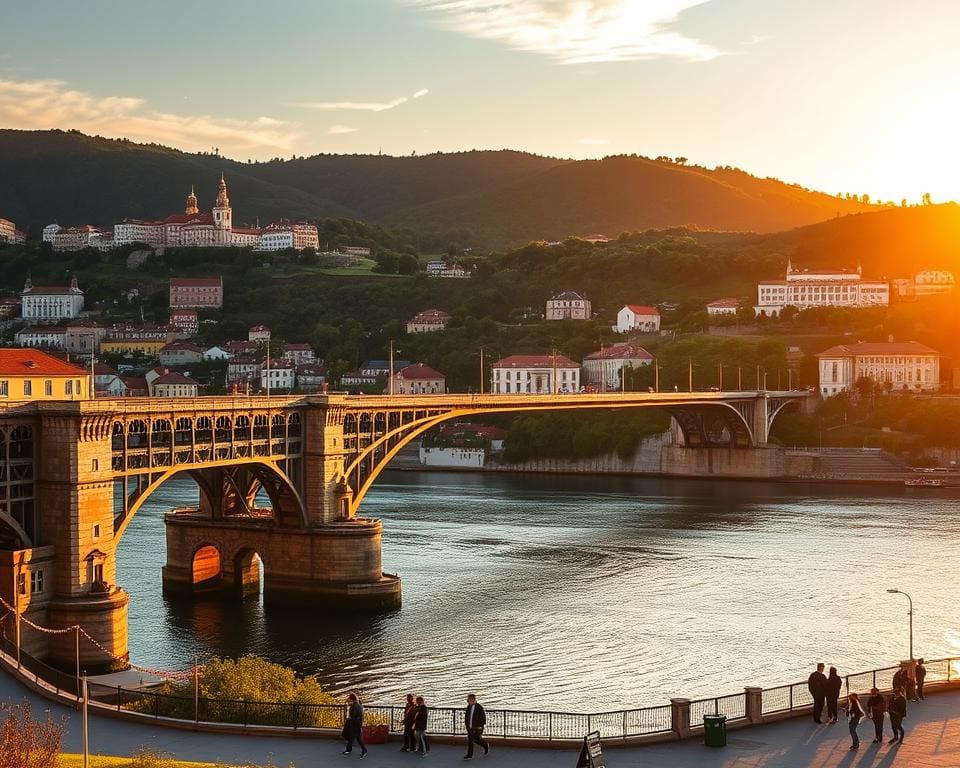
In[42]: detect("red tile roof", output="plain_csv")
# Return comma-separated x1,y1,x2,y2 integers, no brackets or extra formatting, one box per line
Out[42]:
707,298,740,308
584,343,653,361
164,212,214,225
492,354,579,369
170,277,222,287
396,363,445,379
624,304,660,315
153,372,196,385
817,342,938,357
23,285,82,294
408,309,451,323
0,348,87,376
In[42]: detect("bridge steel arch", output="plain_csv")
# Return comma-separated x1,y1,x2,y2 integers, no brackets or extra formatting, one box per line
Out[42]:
337,393,801,517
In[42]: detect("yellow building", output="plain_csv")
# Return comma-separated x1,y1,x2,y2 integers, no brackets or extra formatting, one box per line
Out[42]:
100,339,168,356
0,348,90,403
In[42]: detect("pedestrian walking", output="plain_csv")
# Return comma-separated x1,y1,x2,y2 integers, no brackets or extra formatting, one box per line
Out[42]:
342,692,368,758
808,663,828,723
464,693,489,759
915,659,926,701
892,666,905,693
401,694,417,752
866,687,886,744
888,687,907,744
845,692,864,750
825,667,843,724
414,695,430,756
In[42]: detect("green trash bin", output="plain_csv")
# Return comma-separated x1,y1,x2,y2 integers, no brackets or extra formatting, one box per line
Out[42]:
704,714,727,747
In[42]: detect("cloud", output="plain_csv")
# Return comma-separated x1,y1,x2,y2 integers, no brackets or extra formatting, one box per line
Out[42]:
294,88,430,111
406,0,722,64
327,124,358,134
0,78,303,158
578,137,610,145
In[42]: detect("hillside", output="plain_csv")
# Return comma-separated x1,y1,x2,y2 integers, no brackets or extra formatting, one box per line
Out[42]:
0,130,875,247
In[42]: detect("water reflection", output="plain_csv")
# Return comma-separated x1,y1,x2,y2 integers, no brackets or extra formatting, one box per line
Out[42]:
117,471,960,710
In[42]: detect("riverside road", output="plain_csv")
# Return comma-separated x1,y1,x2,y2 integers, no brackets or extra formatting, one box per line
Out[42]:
2,672,958,767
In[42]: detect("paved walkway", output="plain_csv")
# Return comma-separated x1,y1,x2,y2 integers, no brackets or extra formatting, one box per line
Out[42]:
2,670,959,767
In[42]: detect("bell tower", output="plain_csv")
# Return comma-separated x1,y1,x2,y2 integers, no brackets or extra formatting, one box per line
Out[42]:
185,185,199,215
213,174,232,244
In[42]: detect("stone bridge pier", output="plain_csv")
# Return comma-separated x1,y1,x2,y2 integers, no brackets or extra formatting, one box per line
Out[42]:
160,513,401,609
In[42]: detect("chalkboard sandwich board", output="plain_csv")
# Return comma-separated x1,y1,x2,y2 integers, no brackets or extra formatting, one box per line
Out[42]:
576,730,606,768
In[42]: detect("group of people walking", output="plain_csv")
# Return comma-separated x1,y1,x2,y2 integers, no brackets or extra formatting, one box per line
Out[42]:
807,659,927,750
342,691,490,760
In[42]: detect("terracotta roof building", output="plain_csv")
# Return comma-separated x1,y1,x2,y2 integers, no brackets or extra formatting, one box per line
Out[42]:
491,354,580,394
582,343,653,390
615,304,660,334
816,341,940,397
0,347,90,402
169,276,223,308
392,363,446,394
406,309,451,334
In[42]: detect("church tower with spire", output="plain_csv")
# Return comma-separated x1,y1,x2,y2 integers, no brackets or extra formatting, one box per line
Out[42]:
212,174,232,244
185,186,199,215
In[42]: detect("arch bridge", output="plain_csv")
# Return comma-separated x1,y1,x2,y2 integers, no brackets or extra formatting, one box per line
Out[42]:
0,389,804,669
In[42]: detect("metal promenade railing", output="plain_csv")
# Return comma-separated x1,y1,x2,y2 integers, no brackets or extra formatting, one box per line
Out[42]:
3,637,957,742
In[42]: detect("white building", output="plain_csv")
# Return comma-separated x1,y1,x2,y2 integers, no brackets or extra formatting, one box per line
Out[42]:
546,291,591,321
615,304,660,333
257,221,320,251
282,344,316,366
203,345,232,361
15,326,67,350
114,219,164,247
150,371,199,398
261,364,295,392
393,363,446,394
817,341,940,397
582,343,653,390
419,446,486,468
406,309,451,334
491,354,580,394
20,276,84,324
0,217,16,244
248,325,271,343
755,262,889,317
52,225,103,252
159,342,204,366
706,298,740,316
42,224,62,243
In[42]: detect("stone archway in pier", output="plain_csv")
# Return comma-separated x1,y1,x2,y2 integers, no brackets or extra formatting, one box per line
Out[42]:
191,544,222,592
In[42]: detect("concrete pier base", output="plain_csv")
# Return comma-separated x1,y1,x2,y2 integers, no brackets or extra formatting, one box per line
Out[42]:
161,512,401,611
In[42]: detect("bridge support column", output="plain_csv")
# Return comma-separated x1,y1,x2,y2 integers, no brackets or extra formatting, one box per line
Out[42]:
162,513,401,611
46,590,130,672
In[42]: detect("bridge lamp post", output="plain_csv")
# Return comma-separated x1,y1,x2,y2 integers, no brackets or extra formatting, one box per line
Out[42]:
886,588,914,661
389,341,401,396
479,347,485,395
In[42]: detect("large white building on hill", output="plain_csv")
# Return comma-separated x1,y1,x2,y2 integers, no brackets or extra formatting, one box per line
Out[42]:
754,262,889,317
816,341,940,397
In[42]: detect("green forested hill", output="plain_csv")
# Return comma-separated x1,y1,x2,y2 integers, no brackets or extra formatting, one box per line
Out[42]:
0,130,876,247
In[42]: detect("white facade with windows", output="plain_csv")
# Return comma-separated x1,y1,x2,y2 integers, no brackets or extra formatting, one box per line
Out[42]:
491,354,580,394
546,291,591,321
755,262,889,317
817,342,940,397
20,276,84,324
615,304,660,333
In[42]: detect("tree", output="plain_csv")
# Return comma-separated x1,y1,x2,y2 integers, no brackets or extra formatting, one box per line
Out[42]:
921,192,933,206
675,156,688,165
1,702,64,768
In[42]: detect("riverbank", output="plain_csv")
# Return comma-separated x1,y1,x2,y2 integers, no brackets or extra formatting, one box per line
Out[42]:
394,438,947,486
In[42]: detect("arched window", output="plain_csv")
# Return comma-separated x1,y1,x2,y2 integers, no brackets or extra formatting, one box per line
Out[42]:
126,420,147,449
195,417,212,443
111,422,124,451
253,414,269,440
215,416,232,443
234,415,251,441
151,419,171,447
174,417,192,445
271,414,286,439
287,412,301,438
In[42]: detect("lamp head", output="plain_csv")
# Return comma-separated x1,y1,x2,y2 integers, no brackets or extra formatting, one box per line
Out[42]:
887,589,899,594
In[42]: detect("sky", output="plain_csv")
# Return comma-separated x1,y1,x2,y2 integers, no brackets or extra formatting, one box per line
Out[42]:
1,0,958,202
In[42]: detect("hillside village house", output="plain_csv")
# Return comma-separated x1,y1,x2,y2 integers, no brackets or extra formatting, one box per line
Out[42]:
816,341,940,397
148,370,199,398
295,363,326,392
707,298,740,316
282,344,316,366
615,304,660,333
15,327,67,351
0,348,90,402
169,277,223,309
406,309,451,334
582,343,653,391
169,309,199,336
546,291,591,320
248,325,271,343
491,354,580,394
20,276,84,324
261,364,295,392
755,262,889,317
392,363,446,394
159,342,204,367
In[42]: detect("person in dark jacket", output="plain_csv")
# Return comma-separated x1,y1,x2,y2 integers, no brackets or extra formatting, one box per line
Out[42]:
414,695,430,755
826,667,843,724
342,692,368,758
808,663,828,723
845,692,864,749
915,659,926,701
866,687,886,743
464,693,489,759
892,667,905,693
888,687,907,744
401,693,416,752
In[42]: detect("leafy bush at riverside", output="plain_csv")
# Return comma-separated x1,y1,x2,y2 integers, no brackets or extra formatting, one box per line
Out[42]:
0,702,63,768
126,655,344,727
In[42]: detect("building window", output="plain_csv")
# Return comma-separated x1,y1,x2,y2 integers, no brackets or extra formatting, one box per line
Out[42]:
0,380,7,396
23,380,32,396
44,380,52,396
31,570,44,594
93,563,104,584
93,523,101,540
66,380,73,395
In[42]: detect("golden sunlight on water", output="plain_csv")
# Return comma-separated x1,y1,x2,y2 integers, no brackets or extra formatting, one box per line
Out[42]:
117,472,960,711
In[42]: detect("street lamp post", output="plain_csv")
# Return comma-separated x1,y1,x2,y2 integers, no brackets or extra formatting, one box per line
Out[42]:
887,588,914,661
388,341,400,396
479,347,484,395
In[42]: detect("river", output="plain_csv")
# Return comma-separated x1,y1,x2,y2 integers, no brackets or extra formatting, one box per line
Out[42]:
116,470,960,711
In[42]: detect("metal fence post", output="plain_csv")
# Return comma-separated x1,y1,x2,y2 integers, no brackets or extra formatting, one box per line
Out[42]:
117,685,121,712
872,671,876,688
243,700,249,726
548,712,553,741
292,703,299,730
622,710,627,738
789,686,793,711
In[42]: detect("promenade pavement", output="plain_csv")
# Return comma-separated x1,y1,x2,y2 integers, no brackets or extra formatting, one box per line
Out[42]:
2,670,958,767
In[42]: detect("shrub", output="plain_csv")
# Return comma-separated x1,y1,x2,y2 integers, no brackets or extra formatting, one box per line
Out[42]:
0,702,64,768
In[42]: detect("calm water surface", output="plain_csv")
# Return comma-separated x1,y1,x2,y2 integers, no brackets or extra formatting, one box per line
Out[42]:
117,471,960,711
